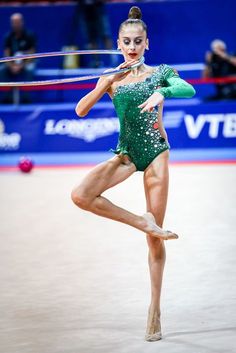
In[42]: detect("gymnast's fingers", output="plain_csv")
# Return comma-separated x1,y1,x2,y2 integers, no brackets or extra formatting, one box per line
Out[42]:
119,60,137,70
139,102,155,113
138,101,146,108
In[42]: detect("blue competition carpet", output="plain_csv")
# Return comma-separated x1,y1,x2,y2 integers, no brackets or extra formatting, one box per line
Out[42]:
1,149,236,169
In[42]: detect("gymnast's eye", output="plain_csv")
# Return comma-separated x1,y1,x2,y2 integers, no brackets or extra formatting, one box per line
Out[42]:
123,39,143,46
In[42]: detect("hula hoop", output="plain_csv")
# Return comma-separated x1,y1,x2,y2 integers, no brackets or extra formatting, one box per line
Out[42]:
0,50,144,87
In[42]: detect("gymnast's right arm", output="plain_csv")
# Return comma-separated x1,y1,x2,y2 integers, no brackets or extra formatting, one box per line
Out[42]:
75,60,138,117
75,77,112,117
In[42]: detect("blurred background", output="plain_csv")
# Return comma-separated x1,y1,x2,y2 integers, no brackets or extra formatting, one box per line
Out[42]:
0,0,235,167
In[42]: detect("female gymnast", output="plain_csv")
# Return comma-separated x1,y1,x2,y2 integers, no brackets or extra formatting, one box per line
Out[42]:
71,6,195,342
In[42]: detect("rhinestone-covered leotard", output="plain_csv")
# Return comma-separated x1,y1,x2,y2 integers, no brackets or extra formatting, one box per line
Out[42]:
111,64,195,171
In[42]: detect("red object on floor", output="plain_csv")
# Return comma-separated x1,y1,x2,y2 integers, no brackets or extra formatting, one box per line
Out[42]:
18,157,34,173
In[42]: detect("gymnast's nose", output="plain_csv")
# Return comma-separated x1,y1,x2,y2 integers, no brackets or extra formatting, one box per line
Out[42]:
129,41,136,50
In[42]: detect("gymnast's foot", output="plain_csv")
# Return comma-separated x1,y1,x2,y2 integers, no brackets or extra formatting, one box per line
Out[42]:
145,307,162,342
143,212,178,240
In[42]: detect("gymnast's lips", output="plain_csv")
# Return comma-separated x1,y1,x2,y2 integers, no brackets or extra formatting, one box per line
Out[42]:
128,53,138,58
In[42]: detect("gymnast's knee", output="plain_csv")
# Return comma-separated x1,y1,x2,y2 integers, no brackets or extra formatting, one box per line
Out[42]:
147,236,166,258
71,187,92,210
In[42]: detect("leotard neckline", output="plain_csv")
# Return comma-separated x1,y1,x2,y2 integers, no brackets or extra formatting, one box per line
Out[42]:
112,67,159,99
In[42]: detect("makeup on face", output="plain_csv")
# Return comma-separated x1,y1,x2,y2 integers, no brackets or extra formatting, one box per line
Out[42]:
118,26,147,61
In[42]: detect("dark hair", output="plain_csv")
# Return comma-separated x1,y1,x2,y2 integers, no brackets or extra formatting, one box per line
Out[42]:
119,6,147,35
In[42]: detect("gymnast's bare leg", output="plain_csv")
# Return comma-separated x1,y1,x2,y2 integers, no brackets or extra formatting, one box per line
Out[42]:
71,154,178,240
143,149,170,341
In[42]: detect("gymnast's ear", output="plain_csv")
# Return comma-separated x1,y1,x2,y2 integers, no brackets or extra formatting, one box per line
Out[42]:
117,39,121,50
146,38,149,50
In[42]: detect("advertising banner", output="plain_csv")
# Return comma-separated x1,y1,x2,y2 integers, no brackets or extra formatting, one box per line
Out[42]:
0,101,235,154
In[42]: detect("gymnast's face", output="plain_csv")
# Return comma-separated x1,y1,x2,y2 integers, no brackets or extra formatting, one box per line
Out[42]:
118,24,148,62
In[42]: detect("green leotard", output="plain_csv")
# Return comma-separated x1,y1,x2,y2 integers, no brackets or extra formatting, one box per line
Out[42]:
111,64,196,171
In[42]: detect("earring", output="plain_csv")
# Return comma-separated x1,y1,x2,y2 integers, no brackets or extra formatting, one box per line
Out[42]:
146,47,149,51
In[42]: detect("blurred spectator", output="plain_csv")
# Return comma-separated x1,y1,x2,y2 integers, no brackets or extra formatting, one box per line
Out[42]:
72,0,117,67
0,13,36,104
203,39,236,100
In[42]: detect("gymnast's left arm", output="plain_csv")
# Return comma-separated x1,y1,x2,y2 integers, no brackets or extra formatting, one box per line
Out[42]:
138,65,196,113
154,65,196,99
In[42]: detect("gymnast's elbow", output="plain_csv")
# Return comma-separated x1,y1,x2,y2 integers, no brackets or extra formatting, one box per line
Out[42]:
75,103,88,117
188,85,196,98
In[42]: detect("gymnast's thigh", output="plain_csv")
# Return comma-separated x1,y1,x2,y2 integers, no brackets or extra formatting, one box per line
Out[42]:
74,155,136,197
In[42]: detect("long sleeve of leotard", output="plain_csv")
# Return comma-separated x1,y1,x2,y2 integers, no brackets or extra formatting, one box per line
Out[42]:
155,64,196,98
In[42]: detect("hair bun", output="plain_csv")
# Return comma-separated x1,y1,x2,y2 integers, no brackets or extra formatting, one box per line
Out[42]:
128,6,142,20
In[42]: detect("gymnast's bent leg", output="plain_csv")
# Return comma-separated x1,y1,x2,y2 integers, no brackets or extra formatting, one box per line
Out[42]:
71,155,176,240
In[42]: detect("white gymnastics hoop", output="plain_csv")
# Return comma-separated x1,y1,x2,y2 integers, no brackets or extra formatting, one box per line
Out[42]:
0,50,144,87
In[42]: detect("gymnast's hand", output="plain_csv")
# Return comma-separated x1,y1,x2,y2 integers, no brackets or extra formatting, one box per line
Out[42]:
138,91,164,113
104,60,139,84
